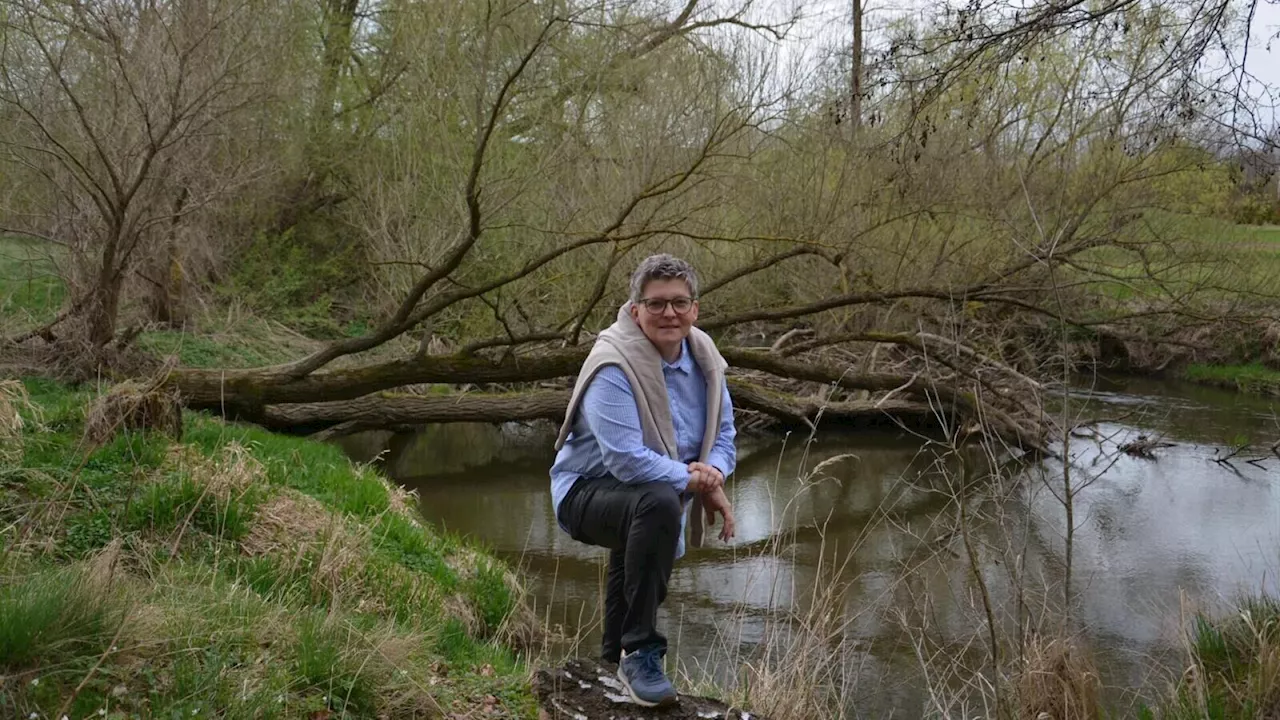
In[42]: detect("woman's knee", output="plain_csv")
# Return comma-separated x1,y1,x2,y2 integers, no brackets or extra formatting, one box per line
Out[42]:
634,481,681,523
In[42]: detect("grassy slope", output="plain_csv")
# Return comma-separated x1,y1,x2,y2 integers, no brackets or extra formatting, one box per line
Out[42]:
1185,362,1280,396
1145,596,1280,719
1,236,540,718
0,379,537,719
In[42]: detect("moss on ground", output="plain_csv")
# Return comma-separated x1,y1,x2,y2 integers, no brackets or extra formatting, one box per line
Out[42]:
0,378,538,719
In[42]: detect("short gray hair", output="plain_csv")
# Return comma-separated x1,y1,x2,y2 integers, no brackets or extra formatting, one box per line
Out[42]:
629,254,699,302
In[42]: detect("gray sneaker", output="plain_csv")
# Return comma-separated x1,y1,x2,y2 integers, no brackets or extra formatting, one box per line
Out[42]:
617,647,678,707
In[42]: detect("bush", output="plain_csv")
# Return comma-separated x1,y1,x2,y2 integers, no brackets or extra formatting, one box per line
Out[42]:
220,227,364,338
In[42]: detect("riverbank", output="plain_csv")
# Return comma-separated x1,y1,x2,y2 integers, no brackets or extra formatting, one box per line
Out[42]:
1183,362,1280,396
0,378,538,718
5,381,1280,717
5,237,1280,719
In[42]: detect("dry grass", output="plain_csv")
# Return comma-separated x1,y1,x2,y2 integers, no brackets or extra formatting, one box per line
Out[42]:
1168,596,1280,719
85,537,125,594
1016,634,1101,720
243,489,373,604
82,375,182,449
670,487,868,720
0,379,34,464
737,567,854,720
382,475,421,520
164,442,261,498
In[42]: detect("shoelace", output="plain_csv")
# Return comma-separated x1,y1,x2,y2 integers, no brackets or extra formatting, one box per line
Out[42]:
636,650,666,683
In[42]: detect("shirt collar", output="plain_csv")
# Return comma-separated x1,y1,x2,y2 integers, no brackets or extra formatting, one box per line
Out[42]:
662,339,693,375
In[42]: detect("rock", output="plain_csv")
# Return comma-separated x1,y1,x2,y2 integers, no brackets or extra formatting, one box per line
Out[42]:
533,658,764,720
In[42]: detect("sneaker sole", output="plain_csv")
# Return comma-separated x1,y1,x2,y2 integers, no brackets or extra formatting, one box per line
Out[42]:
616,664,678,708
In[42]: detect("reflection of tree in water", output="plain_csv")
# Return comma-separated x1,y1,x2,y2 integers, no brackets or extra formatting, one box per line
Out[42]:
381,421,557,479
367,379,1272,716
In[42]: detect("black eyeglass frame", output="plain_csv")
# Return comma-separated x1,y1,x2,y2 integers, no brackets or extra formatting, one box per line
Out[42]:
637,297,696,315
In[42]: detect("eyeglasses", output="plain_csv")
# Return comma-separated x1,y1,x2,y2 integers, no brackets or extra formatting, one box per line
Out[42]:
638,297,695,315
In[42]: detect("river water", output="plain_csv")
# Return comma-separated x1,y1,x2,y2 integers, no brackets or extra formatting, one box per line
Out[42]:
339,376,1280,716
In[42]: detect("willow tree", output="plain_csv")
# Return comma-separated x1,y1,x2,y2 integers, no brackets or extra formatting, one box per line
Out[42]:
0,0,295,347
11,0,1264,448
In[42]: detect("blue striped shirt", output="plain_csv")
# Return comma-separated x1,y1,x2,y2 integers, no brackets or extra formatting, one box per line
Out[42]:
550,339,737,558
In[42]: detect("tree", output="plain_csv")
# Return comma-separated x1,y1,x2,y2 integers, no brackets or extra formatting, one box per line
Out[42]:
6,0,1274,450
0,0,279,346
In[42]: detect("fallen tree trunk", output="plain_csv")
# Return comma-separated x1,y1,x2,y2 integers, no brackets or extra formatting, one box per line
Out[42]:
249,380,939,438
258,390,571,434
728,379,938,432
722,348,1049,451
169,346,590,410
169,343,1050,451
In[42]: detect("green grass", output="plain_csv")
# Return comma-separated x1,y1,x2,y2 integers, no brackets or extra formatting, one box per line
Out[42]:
0,566,120,669
1185,362,1280,396
0,379,537,719
1245,224,1280,245
1058,213,1280,302
1141,596,1280,719
0,234,323,370
135,318,320,369
0,235,66,327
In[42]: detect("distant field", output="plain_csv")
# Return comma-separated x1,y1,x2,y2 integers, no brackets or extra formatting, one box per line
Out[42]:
0,235,65,329
1198,222,1280,294
1247,225,1280,244
1074,216,1280,302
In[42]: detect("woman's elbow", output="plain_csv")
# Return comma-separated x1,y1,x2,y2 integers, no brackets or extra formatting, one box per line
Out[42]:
601,453,644,483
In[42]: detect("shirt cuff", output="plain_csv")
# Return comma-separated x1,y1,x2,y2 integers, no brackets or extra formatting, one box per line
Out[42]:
669,465,692,494
706,454,732,482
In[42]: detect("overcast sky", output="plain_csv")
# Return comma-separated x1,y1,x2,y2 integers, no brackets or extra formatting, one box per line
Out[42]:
756,0,1279,128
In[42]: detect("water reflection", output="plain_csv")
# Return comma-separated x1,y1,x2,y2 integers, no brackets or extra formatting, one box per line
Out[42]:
341,377,1280,715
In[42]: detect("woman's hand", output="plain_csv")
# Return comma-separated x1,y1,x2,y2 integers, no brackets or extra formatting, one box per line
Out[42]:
686,461,724,494
700,486,736,542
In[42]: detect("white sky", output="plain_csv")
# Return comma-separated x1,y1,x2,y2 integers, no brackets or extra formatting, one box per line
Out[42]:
752,0,1280,130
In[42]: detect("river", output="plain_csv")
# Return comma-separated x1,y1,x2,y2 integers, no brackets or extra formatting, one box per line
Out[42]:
338,376,1280,716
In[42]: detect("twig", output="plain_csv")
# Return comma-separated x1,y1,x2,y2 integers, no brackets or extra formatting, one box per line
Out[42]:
1214,444,1250,464
769,327,813,354
169,481,215,558
56,617,127,719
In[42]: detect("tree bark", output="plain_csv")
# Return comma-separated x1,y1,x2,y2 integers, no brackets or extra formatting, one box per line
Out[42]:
258,390,570,433
850,0,863,134
170,346,591,410
87,270,124,347
721,348,1048,451
728,378,937,431
245,380,940,438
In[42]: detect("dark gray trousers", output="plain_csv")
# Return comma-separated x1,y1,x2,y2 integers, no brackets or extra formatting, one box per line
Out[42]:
557,475,682,662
